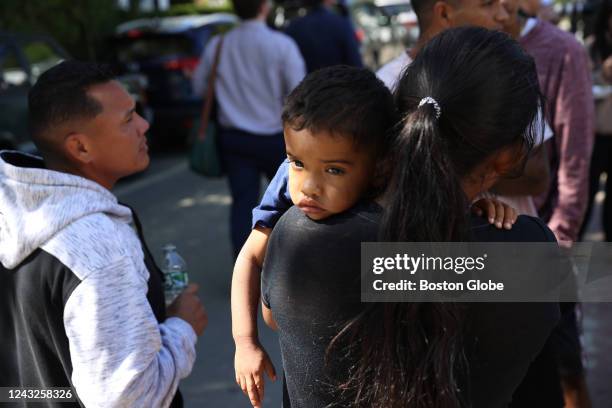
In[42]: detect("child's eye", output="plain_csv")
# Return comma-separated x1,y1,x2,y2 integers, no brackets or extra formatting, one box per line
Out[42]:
291,160,304,169
326,167,345,175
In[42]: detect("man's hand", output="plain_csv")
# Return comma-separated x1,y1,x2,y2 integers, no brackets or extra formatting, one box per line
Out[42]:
235,337,277,408
471,198,517,230
167,283,208,336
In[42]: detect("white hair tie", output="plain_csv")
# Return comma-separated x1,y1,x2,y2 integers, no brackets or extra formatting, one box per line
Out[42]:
418,96,441,120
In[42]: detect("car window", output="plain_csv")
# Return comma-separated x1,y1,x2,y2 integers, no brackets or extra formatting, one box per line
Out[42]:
21,40,64,83
379,4,412,16
210,22,234,36
0,45,27,87
115,22,234,63
115,35,194,62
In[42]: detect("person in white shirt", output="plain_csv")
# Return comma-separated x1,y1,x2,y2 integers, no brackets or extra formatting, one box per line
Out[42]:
192,0,306,257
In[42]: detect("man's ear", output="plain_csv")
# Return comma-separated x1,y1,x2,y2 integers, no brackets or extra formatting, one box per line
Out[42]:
64,133,94,165
432,1,454,29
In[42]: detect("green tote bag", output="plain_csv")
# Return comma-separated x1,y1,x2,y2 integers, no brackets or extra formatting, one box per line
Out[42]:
189,36,224,177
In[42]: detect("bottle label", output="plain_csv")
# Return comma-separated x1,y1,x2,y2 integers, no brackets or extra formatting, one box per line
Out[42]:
168,271,188,288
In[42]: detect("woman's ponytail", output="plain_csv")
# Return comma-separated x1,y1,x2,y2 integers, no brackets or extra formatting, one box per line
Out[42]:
325,105,469,408
326,299,467,408
382,103,470,243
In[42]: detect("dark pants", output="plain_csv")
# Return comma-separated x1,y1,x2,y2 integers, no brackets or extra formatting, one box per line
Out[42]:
580,134,612,241
218,127,286,257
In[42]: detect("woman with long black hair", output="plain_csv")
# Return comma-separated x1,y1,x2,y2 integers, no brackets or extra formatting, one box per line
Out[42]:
326,26,562,408
261,26,560,408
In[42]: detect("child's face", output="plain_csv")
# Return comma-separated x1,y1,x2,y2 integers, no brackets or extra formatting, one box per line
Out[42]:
284,126,376,221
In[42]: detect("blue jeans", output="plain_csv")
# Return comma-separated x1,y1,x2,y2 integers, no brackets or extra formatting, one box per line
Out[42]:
218,127,286,257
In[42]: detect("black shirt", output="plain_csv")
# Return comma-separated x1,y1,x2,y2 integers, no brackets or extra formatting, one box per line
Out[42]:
261,203,560,408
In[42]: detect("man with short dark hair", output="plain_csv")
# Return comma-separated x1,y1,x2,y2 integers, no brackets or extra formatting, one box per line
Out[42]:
231,0,266,19
0,60,207,407
377,0,509,89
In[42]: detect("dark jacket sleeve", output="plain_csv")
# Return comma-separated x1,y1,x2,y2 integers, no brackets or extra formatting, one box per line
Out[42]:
467,215,561,407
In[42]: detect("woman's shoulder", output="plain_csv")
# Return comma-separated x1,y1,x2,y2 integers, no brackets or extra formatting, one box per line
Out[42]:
470,214,556,243
273,201,381,243
280,201,380,226
264,202,380,294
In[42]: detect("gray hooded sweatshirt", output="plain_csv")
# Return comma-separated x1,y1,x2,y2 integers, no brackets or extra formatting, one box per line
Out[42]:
0,151,196,407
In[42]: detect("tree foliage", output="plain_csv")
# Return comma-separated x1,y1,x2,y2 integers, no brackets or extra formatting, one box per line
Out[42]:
0,0,234,61
0,0,141,60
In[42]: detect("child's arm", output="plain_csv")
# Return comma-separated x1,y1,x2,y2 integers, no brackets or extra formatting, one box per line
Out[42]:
231,161,291,408
231,227,276,408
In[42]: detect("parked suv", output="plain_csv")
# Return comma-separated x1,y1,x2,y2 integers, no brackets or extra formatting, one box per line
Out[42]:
0,32,67,152
111,14,237,146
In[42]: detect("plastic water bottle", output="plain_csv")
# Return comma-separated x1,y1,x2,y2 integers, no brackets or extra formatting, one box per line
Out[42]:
162,244,189,306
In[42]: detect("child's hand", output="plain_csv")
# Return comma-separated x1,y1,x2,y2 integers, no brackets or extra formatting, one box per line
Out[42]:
471,198,517,230
235,338,277,408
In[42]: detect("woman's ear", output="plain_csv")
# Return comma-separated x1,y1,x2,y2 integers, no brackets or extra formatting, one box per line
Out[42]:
463,153,511,199
493,143,526,176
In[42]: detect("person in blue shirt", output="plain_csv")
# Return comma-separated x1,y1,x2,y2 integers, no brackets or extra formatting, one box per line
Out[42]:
285,0,363,73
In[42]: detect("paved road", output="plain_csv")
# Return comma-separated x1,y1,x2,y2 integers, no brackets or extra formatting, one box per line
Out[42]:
115,151,612,408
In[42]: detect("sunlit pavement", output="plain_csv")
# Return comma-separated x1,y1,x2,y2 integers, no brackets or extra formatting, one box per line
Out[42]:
115,152,612,407
115,152,283,407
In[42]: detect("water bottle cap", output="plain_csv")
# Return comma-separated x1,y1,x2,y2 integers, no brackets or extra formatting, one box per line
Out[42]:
163,244,177,252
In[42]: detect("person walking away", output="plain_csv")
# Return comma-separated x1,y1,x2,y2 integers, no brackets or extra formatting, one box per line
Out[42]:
192,0,306,257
